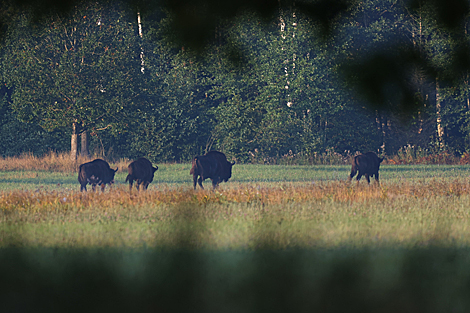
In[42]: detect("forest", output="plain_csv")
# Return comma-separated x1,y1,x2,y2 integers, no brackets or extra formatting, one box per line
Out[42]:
1,0,470,164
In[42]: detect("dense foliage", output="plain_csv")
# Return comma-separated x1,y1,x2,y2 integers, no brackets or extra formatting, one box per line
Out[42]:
1,0,470,163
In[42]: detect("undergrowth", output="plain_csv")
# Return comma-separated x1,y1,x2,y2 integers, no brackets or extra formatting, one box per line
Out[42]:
2,148,470,170
0,151,130,172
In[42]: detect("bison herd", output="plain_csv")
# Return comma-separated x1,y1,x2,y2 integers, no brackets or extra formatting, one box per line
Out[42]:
78,151,383,192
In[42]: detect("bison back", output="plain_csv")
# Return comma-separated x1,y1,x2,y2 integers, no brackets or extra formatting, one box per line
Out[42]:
205,151,228,163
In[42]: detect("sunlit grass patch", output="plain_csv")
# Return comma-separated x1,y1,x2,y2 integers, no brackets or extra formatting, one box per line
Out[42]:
2,179,470,249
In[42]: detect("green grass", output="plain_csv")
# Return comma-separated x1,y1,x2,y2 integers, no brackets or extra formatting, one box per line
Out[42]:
1,164,470,191
4,193,470,249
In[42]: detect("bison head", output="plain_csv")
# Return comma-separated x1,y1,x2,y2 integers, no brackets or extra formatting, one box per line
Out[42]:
223,161,236,182
148,166,158,183
109,167,118,184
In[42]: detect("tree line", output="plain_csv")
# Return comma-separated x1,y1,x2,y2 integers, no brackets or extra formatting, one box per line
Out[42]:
1,0,470,163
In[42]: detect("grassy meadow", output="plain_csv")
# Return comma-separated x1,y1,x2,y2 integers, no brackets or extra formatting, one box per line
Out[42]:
2,155,470,249
3,155,470,312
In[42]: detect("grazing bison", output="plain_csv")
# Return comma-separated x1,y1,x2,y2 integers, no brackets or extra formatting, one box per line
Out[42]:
125,157,158,191
349,152,384,184
78,159,118,192
190,151,235,190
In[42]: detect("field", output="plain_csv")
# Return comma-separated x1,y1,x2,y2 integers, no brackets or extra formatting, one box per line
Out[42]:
2,163,470,248
3,163,470,312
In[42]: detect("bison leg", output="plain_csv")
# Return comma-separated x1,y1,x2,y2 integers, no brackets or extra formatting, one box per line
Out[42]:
212,176,222,189
375,173,380,185
365,174,370,184
356,171,363,183
193,175,198,190
101,184,106,192
143,182,150,190
197,176,204,190
80,184,87,192
92,184,97,192
128,180,134,192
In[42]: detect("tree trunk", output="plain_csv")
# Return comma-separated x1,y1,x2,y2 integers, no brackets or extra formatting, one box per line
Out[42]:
436,79,444,147
71,122,79,161
137,12,145,73
80,130,90,157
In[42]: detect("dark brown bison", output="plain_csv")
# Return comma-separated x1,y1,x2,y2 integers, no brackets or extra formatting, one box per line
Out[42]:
78,159,118,192
190,151,235,190
349,152,384,184
125,157,158,191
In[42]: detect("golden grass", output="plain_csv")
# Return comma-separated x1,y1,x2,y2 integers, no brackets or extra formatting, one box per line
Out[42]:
0,179,468,212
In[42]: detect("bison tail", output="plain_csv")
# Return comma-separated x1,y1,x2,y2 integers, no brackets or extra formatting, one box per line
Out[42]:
189,157,198,175
125,174,131,183
78,168,86,185
349,165,357,180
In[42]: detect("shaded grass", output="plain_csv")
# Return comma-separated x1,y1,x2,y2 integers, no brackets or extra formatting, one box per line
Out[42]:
3,247,470,312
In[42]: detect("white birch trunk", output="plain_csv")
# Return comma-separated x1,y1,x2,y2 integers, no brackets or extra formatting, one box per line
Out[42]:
137,12,145,73
71,122,79,161
280,2,296,108
436,79,444,146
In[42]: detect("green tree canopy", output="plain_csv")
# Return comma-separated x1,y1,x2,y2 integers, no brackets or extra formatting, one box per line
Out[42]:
2,1,142,159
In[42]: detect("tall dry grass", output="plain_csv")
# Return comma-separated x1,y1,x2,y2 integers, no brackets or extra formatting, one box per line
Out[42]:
0,152,130,172
2,180,470,248
1,179,469,213
1,150,469,172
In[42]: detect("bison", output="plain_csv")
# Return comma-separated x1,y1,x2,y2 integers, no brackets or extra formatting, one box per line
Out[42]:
78,159,118,192
190,151,235,190
349,152,384,184
125,157,158,191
